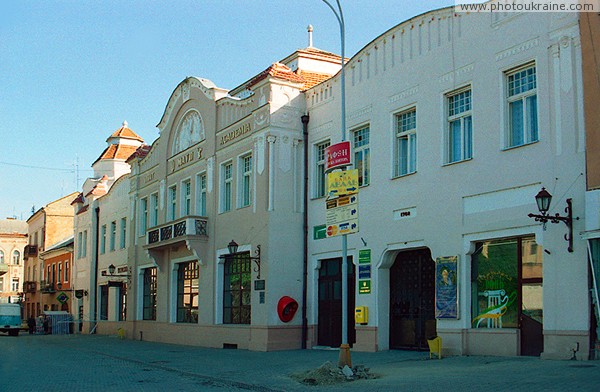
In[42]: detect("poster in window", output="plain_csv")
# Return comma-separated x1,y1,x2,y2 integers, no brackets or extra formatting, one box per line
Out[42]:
435,256,458,319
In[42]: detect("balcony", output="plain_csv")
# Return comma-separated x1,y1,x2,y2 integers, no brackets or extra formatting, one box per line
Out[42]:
40,280,56,294
146,216,208,250
24,281,37,293
24,245,38,259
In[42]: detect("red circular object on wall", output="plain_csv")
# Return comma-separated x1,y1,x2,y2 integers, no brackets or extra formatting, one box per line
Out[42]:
277,296,298,323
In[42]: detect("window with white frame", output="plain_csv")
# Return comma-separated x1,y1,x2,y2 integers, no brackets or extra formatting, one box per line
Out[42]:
110,221,116,252
120,218,126,249
394,108,417,177
353,126,370,186
100,225,106,254
182,179,192,216
315,140,330,198
168,185,177,220
11,278,18,292
239,154,253,208
150,193,159,227
221,162,233,212
506,63,538,148
58,263,62,284
82,230,87,257
64,261,69,283
139,197,148,236
196,173,207,216
12,250,20,265
446,88,473,163
0,249,4,263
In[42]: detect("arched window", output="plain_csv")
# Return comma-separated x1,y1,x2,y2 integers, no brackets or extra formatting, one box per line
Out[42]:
172,110,204,156
0,249,4,263
12,250,20,265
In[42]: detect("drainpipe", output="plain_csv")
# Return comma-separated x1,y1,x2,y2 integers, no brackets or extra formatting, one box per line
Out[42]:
92,206,100,333
301,113,310,349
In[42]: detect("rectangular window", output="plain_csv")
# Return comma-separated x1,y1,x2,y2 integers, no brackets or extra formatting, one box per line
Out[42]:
82,230,87,257
11,278,19,292
168,185,177,220
58,263,62,284
143,267,157,320
196,173,207,216
223,253,251,324
221,162,233,212
353,126,370,186
100,225,107,255
77,232,82,259
471,236,543,330
506,64,538,148
150,193,159,227
176,261,199,323
118,285,127,321
0,277,3,292
394,108,417,177
182,179,191,216
120,218,126,249
447,88,473,163
110,221,116,252
240,154,253,207
100,285,109,321
64,261,69,283
315,140,330,198
139,197,148,236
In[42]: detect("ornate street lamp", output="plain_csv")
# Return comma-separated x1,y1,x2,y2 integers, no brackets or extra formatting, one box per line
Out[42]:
528,187,579,252
220,240,261,279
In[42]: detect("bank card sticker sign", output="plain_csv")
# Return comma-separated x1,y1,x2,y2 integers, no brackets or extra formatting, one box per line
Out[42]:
325,141,352,171
327,169,359,198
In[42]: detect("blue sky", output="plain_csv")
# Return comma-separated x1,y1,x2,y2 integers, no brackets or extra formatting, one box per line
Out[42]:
0,0,451,220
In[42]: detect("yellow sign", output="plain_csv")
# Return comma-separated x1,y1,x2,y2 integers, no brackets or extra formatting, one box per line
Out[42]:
327,169,359,198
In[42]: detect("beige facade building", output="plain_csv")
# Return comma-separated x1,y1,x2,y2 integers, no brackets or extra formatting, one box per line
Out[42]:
23,193,78,319
0,218,27,309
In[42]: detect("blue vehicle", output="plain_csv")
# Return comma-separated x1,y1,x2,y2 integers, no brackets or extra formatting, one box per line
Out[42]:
0,303,21,336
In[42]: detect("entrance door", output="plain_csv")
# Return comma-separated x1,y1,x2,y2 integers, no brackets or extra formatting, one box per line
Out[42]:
390,248,436,350
318,257,355,347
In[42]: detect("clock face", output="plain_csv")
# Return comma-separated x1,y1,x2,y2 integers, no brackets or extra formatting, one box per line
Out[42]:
173,111,204,155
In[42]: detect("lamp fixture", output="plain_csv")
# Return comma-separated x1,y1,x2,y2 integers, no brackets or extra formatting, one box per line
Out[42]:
528,187,579,252
107,264,132,282
220,240,262,279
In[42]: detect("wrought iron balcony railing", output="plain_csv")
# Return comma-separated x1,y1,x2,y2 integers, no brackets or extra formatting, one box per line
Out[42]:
146,216,208,247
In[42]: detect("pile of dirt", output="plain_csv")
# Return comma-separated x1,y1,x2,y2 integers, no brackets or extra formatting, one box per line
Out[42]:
291,361,379,386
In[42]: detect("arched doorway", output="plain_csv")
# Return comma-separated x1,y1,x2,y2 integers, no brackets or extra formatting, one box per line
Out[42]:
389,248,436,350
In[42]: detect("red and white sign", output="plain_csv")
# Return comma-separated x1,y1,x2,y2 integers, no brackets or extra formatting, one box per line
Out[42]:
325,141,352,171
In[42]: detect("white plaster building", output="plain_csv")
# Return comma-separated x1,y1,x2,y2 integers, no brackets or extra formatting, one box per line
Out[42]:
306,9,590,359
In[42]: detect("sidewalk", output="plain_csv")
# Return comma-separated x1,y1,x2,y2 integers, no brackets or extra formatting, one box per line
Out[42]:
8,334,600,391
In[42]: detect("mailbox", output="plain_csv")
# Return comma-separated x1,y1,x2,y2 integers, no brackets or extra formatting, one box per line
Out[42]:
277,296,298,322
355,306,368,325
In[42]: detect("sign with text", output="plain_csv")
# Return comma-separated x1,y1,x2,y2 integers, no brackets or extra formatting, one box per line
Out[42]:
359,249,371,264
435,256,459,319
327,169,359,198
326,194,359,238
325,141,352,171
359,279,371,294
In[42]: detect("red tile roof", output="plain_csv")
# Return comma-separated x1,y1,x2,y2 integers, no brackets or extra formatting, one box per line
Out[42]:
298,70,334,90
126,144,152,163
107,121,144,143
247,63,305,89
76,205,90,215
70,193,84,205
93,144,139,165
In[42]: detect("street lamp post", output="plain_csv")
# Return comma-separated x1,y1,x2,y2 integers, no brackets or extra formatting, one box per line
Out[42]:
322,0,351,368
